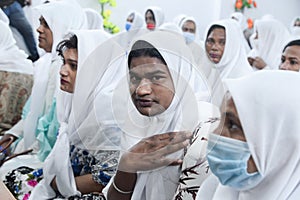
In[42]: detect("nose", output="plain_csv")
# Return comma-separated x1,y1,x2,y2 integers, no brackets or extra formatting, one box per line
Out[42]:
36,25,43,34
60,64,69,77
136,78,152,96
279,62,289,70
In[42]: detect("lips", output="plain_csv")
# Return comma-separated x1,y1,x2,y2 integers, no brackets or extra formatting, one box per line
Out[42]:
60,79,69,85
135,98,154,107
209,53,219,59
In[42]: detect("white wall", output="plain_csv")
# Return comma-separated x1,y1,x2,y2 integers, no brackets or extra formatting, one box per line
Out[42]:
77,0,300,39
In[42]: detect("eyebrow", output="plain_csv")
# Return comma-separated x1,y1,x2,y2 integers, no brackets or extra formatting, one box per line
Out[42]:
129,69,167,76
225,111,243,127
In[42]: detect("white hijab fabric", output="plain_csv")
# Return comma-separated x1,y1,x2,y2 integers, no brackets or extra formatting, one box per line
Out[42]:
230,12,248,31
0,9,9,24
145,6,165,28
0,21,33,75
290,16,300,39
30,30,114,199
197,70,300,199
21,0,87,149
128,10,145,31
111,30,210,200
205,19,253,80
84,8,104,30
254,18,291,70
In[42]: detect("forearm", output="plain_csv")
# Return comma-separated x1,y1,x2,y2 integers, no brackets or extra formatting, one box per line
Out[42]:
107,170,137,200
75,174,104,194
51,174,104,195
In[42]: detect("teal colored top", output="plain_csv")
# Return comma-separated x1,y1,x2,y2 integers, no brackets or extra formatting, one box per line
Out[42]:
20,97,59,161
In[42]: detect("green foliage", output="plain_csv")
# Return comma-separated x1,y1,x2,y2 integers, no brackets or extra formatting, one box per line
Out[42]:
98,0,119,34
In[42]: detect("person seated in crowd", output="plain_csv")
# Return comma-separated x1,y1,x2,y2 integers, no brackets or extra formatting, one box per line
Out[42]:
0,0,87,162
105,30,213,200
0,20,33,135
204,19,253,80
144,6,164,31
196,70,300,199
279,39,300,72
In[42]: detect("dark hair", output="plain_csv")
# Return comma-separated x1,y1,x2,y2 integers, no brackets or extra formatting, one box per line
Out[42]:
128,40,166,67
206,24,225,39
282,39,300,52
145,9,155,23
56,34,78,57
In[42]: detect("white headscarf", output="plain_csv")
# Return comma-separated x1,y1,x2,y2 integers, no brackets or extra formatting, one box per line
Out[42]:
127,10,145,31
84,8,104,30
30,30,114,199
197,70,300,199
204,19,253,80
253,18,291,69
230,12,247,31
111,30,211,200
0,20,33,75
145,6,165,28
0,9,9,24
290,16,300,39
21,0,87,149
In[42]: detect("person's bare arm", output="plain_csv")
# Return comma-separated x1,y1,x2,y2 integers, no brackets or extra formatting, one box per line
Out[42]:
51,174,104,194
0,134,17,155
107,131,192,200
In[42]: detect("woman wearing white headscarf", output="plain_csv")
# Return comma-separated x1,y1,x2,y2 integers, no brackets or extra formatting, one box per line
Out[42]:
204,19,253,80
4,0,87,161
84,8,104,30
105,30,215,200
0,20,33,134
29,29,123,199
230,12,251,53
290,16,300,39
196,70,300,200
125,10,144,32
144,6,164,30
248,18,290,70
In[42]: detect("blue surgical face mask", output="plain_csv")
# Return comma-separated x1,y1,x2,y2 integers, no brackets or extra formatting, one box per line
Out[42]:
125,22,132,31
183,32,195,44
206,133,262,190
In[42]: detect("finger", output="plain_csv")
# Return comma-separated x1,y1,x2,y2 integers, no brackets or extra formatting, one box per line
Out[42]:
156,139,190,157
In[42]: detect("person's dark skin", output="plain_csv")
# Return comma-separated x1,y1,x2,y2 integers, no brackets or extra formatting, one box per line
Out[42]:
0,134,17,155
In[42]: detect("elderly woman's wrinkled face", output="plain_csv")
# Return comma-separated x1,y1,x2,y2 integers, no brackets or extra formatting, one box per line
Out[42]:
129,56,174,116
213,94,258,173
37,16,53,52
205,27,226,64
59,48,78,93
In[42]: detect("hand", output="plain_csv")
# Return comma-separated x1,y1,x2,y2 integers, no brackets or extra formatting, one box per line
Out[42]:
247,57,254,66
252,57,267,70
118,131,192,173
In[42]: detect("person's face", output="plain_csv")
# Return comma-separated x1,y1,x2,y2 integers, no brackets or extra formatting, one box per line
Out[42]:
129,56,175,116
145,10,155,26
182,21,196,33
205,28,226,64
59,48,78,93
37,16,53,52
279,45,300,72
214,94,258,173
127,13,134,23
294,19,300,27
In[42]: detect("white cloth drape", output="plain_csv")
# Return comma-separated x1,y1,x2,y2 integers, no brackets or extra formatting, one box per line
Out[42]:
144,6,165,28
0,21,33,75
204,19,253,80
110,30,211,200
197,70,300,199
30,30,114,199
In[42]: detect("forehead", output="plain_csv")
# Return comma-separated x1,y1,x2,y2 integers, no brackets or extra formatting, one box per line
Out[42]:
63,48,78,58
208,27,225,38
283,45,300,57
183,20,195,28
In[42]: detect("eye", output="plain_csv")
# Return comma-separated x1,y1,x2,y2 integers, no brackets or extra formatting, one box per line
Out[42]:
130,75,140,84
70,63,77,71
228,119,240,132
219,39,226,46
281,57,285,63
151,75,164,82
290,60,297,65
206,38,214,45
